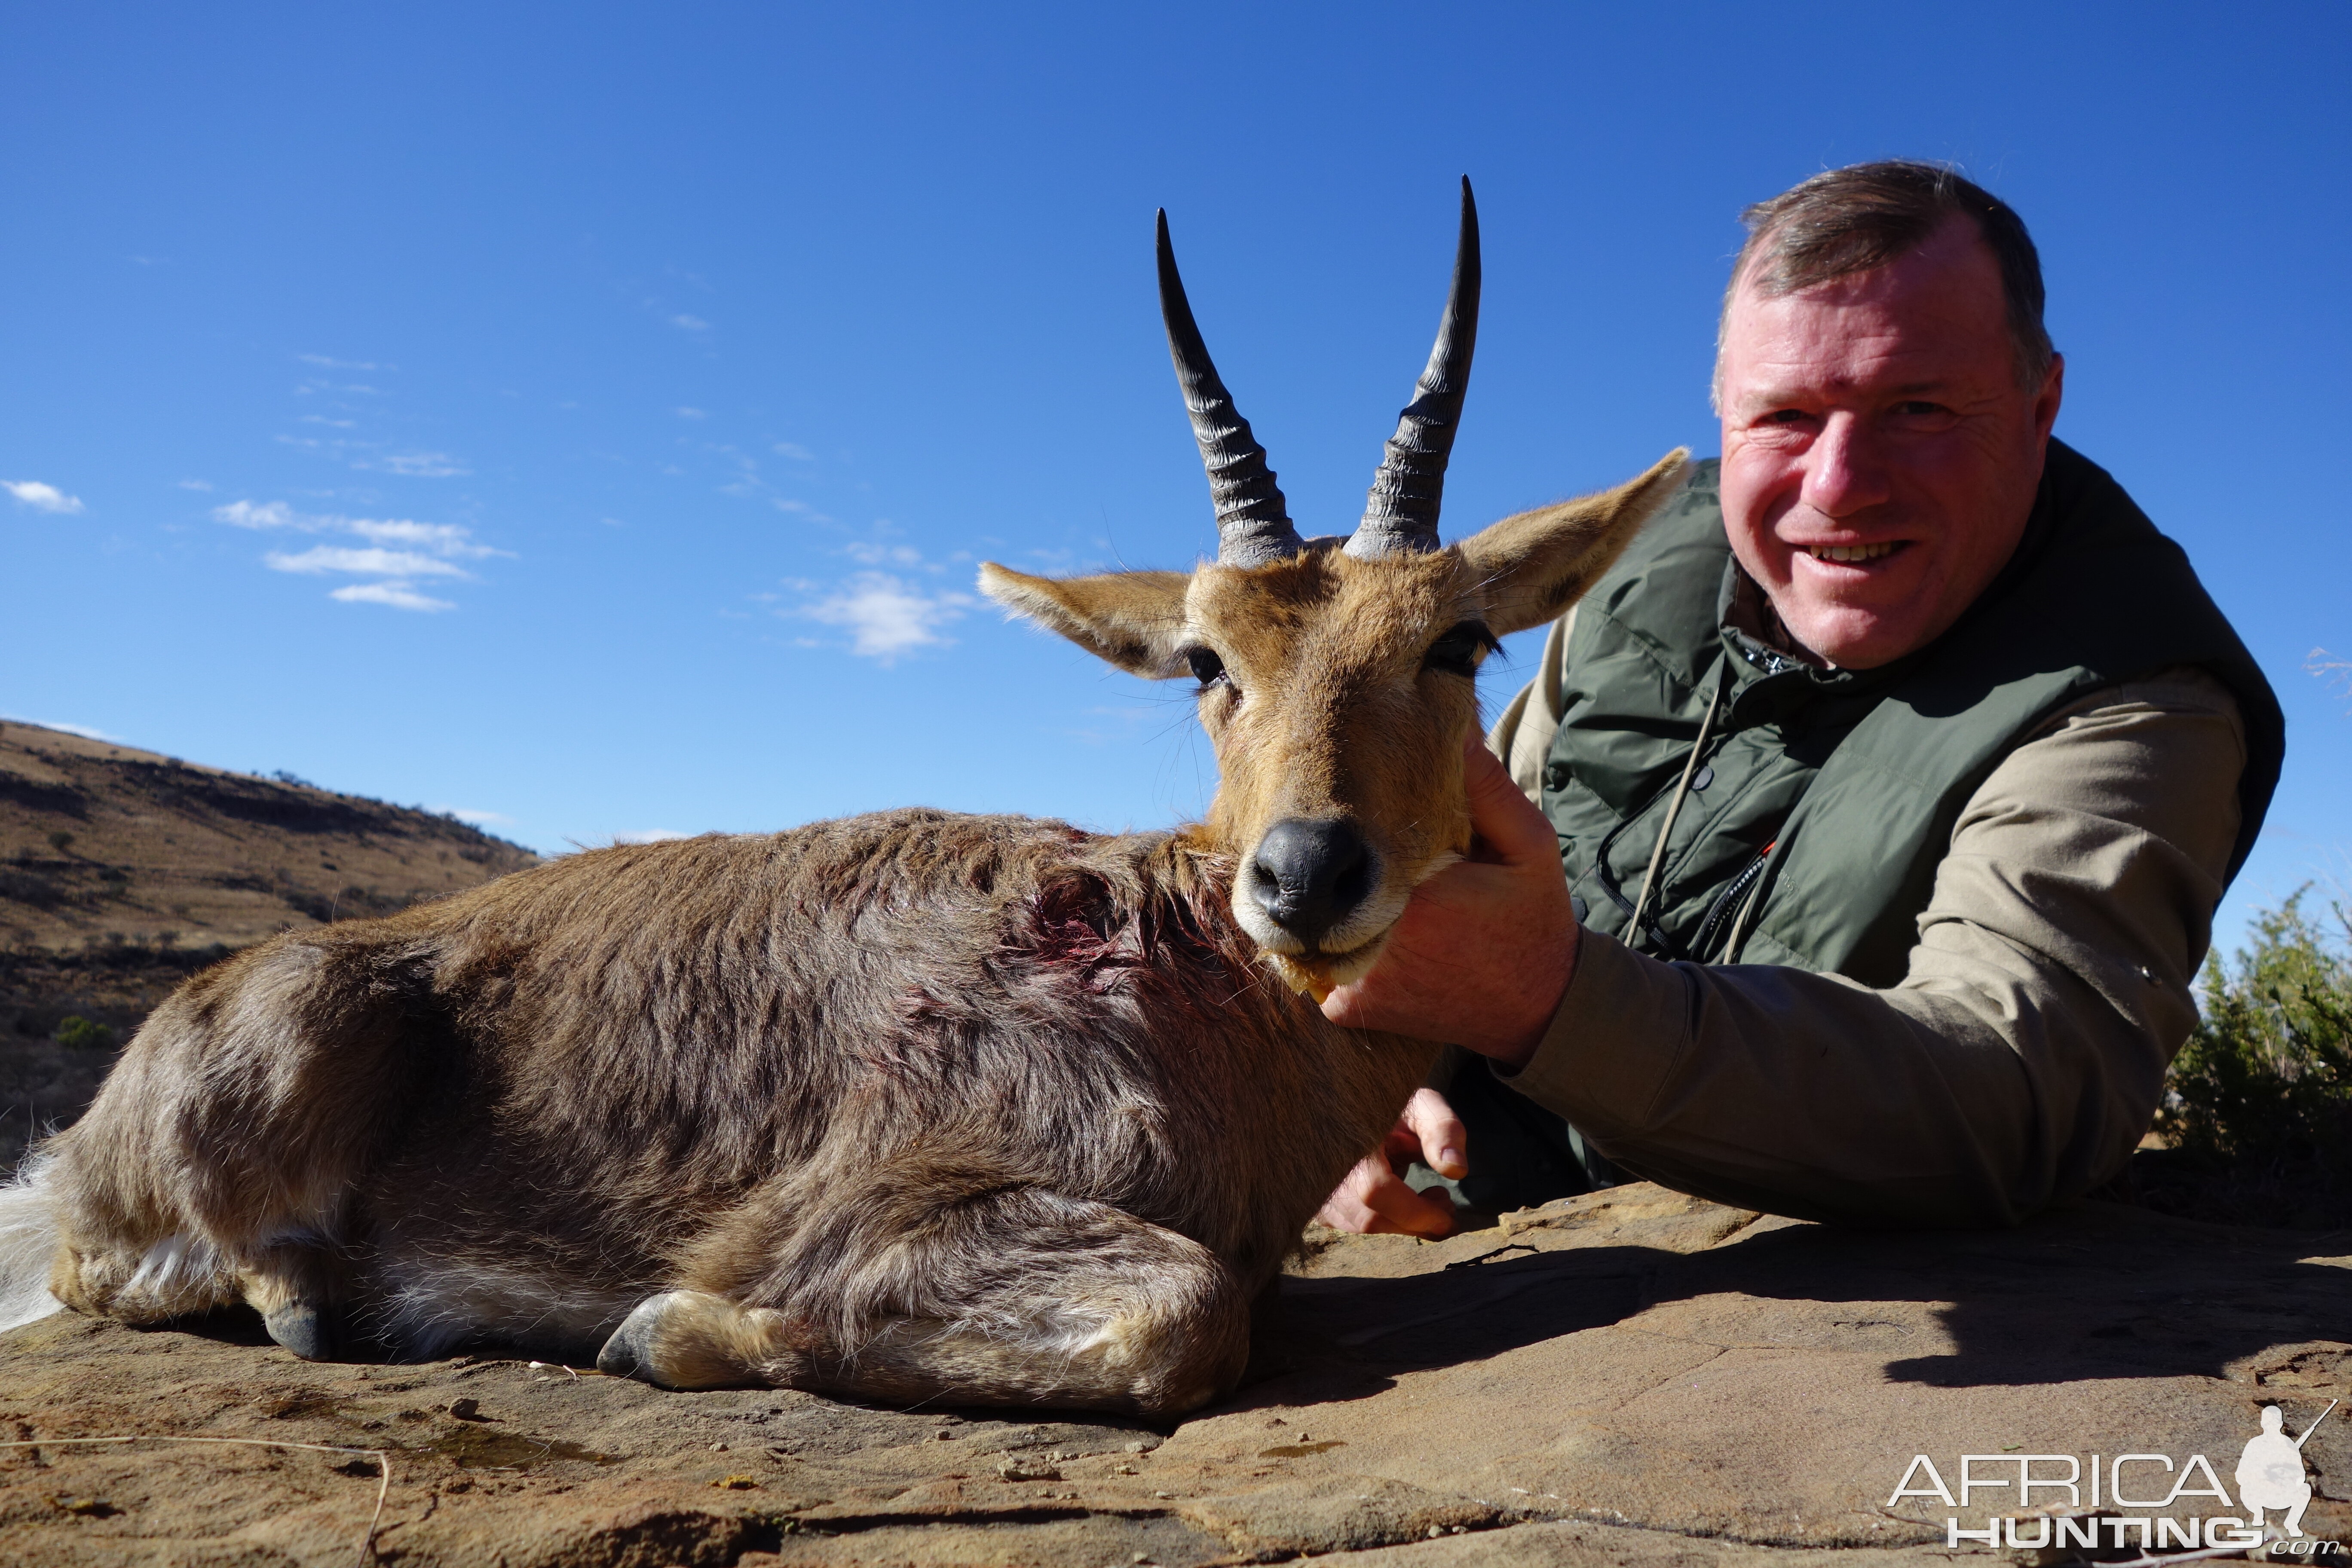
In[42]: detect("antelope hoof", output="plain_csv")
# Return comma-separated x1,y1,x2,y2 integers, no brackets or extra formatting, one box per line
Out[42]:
596,1292,681,1386
263,1301,337,1362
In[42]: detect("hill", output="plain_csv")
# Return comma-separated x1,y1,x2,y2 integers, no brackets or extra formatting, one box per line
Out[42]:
0,719,538,1166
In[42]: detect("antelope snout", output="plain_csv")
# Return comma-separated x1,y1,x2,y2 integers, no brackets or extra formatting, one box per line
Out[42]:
1246,818,1376,951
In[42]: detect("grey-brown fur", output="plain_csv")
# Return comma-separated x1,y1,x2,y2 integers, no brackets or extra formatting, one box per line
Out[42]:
17,814,1427,1414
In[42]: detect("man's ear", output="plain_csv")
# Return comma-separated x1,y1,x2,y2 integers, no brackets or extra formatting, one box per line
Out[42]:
1456,449,1690,636
978,564,1195,677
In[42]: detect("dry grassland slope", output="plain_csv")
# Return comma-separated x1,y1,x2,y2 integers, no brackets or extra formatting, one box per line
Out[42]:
0,719,537,1167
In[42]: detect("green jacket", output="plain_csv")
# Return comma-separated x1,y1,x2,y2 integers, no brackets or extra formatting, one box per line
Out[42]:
1538,440,2283,987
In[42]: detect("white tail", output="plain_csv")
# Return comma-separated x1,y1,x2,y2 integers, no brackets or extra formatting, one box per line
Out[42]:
0,1154,64,1333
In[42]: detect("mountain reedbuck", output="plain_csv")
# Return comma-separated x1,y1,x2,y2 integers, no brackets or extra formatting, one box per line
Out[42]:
0,182,1684,1415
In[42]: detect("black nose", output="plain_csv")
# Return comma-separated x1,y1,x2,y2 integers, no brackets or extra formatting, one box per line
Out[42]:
1247,818,1375,949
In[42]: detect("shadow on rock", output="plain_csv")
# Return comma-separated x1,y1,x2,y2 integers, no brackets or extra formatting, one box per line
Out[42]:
1262,1198,2349,1396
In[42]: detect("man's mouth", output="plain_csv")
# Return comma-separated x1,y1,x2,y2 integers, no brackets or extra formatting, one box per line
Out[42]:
1804,541,1902,564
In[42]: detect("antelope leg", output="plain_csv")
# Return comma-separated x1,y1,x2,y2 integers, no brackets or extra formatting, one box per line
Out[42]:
599,1189,1250,1418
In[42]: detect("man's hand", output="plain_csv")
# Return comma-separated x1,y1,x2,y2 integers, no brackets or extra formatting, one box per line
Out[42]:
1322,734,1580,1069
1314,1087,1468,1237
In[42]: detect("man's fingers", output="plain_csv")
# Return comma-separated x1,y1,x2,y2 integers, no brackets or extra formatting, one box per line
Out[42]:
1315,1152,1458,1238
1462,733,1559,866
1365,1173,1457,1238
1401,1087,1468,1181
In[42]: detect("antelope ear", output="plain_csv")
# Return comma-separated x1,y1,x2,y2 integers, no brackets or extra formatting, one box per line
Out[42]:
979,564,1195,677
1456,449,1691,636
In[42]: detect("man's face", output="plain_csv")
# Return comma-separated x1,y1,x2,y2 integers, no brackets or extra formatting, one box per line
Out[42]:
1716,217,2064,669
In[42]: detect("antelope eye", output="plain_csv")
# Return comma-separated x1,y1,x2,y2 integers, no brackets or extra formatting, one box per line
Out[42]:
1185,646,1227,686
1423,620,1498,677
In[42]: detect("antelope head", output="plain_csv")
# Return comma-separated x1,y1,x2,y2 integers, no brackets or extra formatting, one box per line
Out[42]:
983,181,1687,998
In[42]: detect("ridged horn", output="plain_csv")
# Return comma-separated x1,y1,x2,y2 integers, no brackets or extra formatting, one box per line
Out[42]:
1157,210,1302,567
1347,178,1481,560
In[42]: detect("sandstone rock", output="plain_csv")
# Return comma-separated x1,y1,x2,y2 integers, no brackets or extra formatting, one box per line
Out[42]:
2,1185,2344,1564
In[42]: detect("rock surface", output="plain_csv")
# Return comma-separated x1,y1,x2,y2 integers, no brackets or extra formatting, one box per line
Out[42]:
3,1185,2346,1565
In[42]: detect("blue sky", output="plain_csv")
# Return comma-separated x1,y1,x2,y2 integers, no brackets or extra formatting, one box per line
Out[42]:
5,3,2347,955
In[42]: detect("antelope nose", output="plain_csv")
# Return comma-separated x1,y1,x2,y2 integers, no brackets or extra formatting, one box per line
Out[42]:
1247,818,1374,949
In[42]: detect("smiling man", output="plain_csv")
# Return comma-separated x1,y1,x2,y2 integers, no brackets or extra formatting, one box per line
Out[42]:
1318,161,2285,1231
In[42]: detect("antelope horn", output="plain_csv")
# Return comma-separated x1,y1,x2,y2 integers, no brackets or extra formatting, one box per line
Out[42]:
1347,178,1481,560
1157,211,1302,567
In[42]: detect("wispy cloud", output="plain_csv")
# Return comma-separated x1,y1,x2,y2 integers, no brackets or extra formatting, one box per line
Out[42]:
0,713,120,741
266,545,473,579
442,807,514,827
297,353,386,371
788,571,975,663
362,450,469,478
214,499,298,529
614,828,692,843
844,539,923,567
177,478,213,492
772,441,814,461
675,406,707,420
212,499,507,612
345,518,499,557
669,314,710,333
330,581,456,612
5,480,85,515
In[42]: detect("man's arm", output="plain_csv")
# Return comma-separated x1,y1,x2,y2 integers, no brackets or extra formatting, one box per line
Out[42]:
1331,666,2245,1228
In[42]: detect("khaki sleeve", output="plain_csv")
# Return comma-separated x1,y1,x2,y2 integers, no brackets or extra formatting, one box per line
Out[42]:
1498,665,2246,1227
1486,606,1576,804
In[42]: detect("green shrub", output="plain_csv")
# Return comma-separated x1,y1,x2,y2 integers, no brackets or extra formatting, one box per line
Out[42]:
50,1015,117,1052
2150,889,2352,1225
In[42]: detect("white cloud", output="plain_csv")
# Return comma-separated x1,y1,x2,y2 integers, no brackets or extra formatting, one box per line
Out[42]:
346,518,501,557
5,481,85,515
443,807,514,827
614,828,692,843
214,499,299,529
793,571,975,663
0,714,120,741
772,441,814,461
330,582,456,612
266,545,473,579
297,353,383,371
213,498,505,611
844,539,922,567
675,406,707,420
177,478,213,492
363,450,469,478
669,314,710,332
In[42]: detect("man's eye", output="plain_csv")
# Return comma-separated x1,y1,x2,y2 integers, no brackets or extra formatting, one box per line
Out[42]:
1423,620,1499,677
1185,646,1226,686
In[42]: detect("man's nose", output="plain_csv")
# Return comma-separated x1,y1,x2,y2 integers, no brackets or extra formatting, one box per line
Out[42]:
1801,413,1891,518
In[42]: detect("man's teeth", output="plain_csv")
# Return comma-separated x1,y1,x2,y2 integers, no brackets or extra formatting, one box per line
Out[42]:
1808,542,1897,563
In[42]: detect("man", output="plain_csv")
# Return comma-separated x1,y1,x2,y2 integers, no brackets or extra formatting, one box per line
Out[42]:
1317,161,2283,1232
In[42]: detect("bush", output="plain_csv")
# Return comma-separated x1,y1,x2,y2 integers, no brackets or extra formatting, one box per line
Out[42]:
2148,889,2352,1226
51,1015,117,1052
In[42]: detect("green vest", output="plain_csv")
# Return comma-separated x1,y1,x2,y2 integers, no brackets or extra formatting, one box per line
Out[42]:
1538,440,2285,987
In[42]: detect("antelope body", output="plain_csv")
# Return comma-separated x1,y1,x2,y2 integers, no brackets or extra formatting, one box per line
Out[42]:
0,184,1684,1415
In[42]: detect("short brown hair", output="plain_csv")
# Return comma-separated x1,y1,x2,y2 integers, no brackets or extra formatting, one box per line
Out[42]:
1717,160,2054,397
